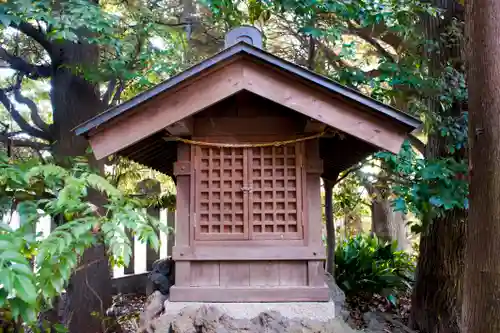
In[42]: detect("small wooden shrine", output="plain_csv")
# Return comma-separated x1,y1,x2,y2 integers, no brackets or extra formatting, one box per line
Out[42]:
76,26,420,303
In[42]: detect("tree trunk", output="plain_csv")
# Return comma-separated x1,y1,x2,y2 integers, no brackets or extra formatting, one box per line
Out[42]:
349,214,363,236
410,104,466,332
49,21,111,333
324,179,335,275
365,177,409,251
410,3,466,332
371,197,409,251
462,1,500,332
411,209,465,333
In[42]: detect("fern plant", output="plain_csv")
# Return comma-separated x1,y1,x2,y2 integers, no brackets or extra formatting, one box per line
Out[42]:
0,153,168,329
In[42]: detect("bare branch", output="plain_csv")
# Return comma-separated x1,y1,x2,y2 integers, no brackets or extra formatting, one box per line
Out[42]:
317,40,381,78
0,133,50,151
334,163,364,185
347,21,397,62
0,46,51,79
13,76,52,135
349,22,405,52
0,88,51,141
307,35,316,70
110,80,125,106
102,78,117,106
11,21,53,54
153,20,190,27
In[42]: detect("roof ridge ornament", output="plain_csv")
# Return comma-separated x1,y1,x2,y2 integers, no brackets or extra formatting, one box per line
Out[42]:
224,25,263,49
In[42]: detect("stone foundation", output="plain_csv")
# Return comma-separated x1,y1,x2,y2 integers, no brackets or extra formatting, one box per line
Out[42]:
163,301,336,321
149,302,357,333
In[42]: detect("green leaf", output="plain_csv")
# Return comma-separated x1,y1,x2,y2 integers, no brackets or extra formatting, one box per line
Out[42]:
51,274,64,293
53,323,68,333
10,263,33,277
1,251,29,265
429,196,443,207
14,275,37,304
0,269,14,292
20,305,37,323
300,26,323,37
0,14,12,27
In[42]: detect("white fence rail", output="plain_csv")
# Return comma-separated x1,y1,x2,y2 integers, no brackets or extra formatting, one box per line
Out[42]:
7,209,176,279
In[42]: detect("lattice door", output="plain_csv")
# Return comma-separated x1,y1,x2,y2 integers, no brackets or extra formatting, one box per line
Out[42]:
192,143,303,241
248,143,303,240
193,146,248,240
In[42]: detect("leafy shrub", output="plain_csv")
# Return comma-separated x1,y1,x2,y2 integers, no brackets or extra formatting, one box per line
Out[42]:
0,154,168,329
335,234,415,302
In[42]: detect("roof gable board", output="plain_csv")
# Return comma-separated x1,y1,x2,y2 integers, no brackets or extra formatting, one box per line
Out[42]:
87,59,412,159
76,42,420,137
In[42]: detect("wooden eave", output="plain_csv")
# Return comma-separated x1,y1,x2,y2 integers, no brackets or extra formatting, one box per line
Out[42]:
75,42,421,161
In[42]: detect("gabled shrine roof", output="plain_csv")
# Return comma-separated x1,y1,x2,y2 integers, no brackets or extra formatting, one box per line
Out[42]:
75,42,419,138
74,27,421,175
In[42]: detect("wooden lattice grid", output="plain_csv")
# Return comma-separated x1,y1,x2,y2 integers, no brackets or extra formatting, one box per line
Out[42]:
192,142,303,241
248,143,303,240
194,146,248,240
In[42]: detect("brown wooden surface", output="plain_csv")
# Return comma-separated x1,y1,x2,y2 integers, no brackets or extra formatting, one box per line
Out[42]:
187,261,316,286
219,263,251,287
89,63,244,159
173,161,191,176
279,261,308,286
88,59,408,159
305,139,323,248
190,141,306,242
166,118,193,136
250,262,280,286
174,143,191,286
305,139,328,286
248,143,304,240
193,146,247,240
169,286,330,302
241,61,407,153
308,261,327,287
190,262,220,286
174,261,190,287
193,117,300,138
173,246,325,261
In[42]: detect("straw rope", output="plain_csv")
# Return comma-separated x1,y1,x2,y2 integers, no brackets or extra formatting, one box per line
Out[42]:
164,130,339,148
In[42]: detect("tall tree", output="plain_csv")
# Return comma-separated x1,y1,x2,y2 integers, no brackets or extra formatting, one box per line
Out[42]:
410,2,467,332
462,0,500,332
0,1,185,331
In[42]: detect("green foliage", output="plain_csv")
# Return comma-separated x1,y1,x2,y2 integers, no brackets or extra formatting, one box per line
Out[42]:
377,140,468,231
335,234,415,301
333,173,368,219
1,0,184,103
0,153,168,326
0,0,116,43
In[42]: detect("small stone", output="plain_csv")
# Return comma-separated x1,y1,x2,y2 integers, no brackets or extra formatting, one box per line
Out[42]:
363,312,387,333
138,291,168,333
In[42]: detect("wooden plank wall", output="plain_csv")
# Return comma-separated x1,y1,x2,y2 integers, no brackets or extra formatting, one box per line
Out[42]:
190,261,309,287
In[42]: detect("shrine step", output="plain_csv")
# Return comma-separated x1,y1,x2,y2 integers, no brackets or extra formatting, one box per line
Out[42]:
162,299,336,321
